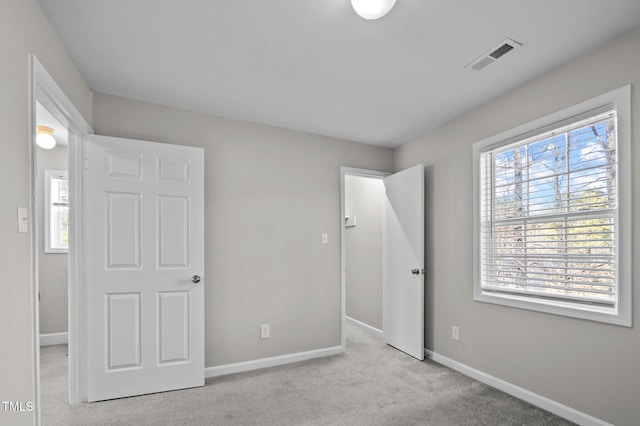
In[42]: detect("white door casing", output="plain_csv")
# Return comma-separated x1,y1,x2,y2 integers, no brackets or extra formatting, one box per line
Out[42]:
382,164,425,360
85,135,204,401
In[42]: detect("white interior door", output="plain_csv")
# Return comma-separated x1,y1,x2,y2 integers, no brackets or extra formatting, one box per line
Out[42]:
84,134,204,401
383,164,424,360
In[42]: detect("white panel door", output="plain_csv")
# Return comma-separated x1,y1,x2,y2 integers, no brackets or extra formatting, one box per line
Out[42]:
85,134,204,401
383,164,424,360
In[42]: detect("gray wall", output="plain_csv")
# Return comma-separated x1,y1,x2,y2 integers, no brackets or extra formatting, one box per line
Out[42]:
37,145,68,335
394,26,640,426
91,93,393,367
345,175,383,330
0,0,92,424
3,1,638,424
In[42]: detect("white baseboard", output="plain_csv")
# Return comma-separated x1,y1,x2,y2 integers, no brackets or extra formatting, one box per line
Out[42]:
345,316,383,335
205,345,344,378
40,332,68,346
425,349,612,426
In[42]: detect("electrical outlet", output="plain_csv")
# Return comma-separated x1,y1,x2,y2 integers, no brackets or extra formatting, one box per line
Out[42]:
260,324,270,339
451,326,460,341
321,233,328,244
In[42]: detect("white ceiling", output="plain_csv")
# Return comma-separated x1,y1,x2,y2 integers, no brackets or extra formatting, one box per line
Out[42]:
38,0,640,148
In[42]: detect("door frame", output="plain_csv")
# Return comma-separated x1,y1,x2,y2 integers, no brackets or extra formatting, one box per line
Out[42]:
339,167,390,349
29,54,93,420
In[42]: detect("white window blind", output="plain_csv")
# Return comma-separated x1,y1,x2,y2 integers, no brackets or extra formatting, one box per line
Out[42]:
479,111,618,307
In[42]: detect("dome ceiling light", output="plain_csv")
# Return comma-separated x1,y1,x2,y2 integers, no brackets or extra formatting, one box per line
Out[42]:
351,0,398,20
36,125,56,149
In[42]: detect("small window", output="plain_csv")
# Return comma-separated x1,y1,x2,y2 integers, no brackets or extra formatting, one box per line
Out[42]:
45,169,69,253
473,87,631,326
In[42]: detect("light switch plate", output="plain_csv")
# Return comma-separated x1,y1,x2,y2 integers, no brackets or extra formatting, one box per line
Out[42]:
17,207,28,233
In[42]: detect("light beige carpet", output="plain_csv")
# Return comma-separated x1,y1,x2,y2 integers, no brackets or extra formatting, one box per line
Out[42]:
40,323,573,425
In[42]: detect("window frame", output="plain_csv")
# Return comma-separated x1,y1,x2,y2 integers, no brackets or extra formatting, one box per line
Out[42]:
472,86,632,326
44,169,69,254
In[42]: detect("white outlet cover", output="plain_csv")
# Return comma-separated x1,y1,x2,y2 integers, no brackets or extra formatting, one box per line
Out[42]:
260,324,270,339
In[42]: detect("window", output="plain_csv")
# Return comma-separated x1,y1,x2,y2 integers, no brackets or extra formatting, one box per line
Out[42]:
45,169,69,253
473,87,631,326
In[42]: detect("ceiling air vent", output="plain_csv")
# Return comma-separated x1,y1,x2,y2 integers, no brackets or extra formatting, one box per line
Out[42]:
465,38,522,71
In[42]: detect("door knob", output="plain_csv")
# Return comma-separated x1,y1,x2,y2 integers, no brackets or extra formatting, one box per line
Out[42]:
411,269,420,275
191,275,201,284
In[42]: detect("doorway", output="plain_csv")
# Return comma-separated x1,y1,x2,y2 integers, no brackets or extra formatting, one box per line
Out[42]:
36,102,69,348
31,57,205,415
30,55,93,423
35,101,70,423
343,172,386,335
340,167,388,349
340,166,425,359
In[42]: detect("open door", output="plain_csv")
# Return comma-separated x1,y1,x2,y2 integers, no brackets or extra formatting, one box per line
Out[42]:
84,135,204,401
383,164,424,360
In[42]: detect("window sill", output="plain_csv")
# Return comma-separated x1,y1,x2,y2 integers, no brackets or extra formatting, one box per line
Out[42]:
44,248,68,254
473,289,631,327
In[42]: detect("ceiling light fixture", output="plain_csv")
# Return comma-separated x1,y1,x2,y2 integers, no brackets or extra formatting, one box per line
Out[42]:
351,0,397,20
36,125,56,149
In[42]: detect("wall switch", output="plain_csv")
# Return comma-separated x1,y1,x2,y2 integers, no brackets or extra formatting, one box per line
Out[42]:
451,326,460,341
344,216,357,228
260,324,270,339
17,207,28,233
321,233,328,244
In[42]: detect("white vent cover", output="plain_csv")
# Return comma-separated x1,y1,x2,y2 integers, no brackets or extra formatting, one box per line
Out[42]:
465,38,522,71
